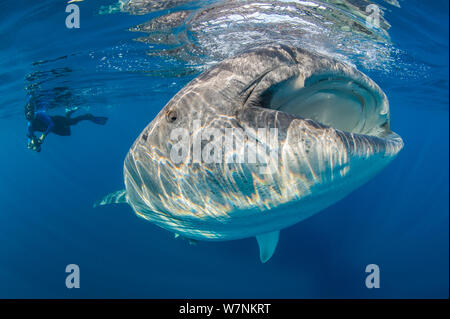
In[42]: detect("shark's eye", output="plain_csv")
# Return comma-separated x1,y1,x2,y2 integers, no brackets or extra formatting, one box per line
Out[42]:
167,110,178,123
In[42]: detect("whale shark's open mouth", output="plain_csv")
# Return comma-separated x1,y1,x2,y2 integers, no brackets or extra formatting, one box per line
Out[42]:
257,73,391,138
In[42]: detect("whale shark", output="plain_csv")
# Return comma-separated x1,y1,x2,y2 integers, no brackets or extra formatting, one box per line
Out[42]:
96,45,403,262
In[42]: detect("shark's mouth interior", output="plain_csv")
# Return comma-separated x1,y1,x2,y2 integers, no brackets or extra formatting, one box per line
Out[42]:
262,74,390,137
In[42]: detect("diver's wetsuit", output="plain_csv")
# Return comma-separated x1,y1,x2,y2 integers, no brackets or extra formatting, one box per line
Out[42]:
26,101,108,148
28,112,102,136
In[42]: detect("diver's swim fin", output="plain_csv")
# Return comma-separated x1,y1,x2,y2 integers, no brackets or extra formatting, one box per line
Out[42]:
92,116,108,125
94,189,127,207
256,230,280,263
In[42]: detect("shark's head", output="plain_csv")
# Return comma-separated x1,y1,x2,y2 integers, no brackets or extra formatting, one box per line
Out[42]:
123,45,403,243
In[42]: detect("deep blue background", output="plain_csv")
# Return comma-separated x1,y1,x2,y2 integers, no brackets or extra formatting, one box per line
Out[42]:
0,0,448,298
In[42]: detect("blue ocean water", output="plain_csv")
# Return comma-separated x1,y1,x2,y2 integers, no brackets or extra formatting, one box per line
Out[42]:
0,0,448,298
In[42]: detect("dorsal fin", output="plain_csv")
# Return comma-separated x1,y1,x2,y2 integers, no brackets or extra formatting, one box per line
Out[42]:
256,230,280,263
94,189,127,208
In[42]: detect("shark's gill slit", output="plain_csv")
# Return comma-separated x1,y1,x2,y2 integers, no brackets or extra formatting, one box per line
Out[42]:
265,73,388,137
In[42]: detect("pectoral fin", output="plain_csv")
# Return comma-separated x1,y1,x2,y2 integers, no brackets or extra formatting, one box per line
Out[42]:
94,189,128,208
256,230,280,263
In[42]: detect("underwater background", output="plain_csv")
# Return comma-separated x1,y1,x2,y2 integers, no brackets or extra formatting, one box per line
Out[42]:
0,0,448,298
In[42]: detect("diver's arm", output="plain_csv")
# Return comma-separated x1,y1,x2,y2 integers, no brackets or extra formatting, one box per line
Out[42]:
27,121,34,148
27,121,40,151
26,121,35,139
35,111,54,141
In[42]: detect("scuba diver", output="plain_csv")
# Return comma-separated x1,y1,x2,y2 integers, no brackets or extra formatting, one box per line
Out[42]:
25,99,108,152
